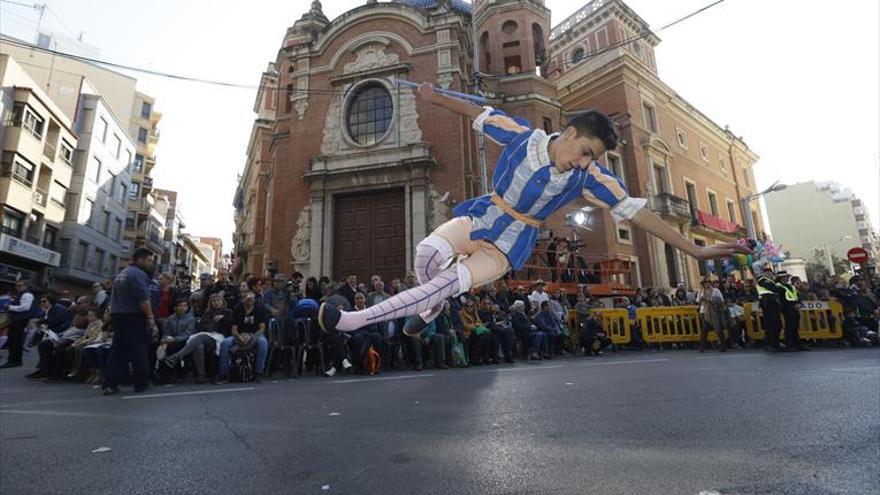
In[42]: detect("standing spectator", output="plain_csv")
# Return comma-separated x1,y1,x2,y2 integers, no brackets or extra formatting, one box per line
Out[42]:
366,279,390,307
1,279,38,368
696,279,727,352
547,236,559,282
262,273,288,318
216,291,270,384
93,282,110,312
855,285,879,332
672,286,690,306
207,269,239,310
176,274,193,304
337,274,359,308
528,280,550,310
103,248,158,394
534,300,564,356
403,273,418,291
154,273,178,325
756,265,786,352
574,292,591,322
511,285,532,315
305,277,322,301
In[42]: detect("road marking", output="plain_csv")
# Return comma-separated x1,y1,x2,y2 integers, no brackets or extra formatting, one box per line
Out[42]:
332,374,434,384
121,387,256,400
582,358,670,366
469,364,565,373
695,354,762,360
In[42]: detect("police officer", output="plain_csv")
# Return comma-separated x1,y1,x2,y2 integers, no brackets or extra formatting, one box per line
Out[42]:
755,264,785,352
777,271,810,351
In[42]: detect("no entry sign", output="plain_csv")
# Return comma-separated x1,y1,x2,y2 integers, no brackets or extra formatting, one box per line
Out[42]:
847,247,869,264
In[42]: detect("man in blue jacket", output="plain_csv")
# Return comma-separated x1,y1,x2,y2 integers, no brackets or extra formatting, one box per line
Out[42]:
39,296,73,334
534,301,564,357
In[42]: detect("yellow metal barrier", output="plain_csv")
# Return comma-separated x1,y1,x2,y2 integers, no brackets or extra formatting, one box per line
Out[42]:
637,306,720,344
566,309,631,345
744,300,843,341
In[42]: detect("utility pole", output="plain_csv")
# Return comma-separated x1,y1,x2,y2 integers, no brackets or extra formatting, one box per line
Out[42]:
471,9,490,196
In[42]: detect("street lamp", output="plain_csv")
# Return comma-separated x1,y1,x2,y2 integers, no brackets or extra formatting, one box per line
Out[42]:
740,180,787,240
819,235,853,276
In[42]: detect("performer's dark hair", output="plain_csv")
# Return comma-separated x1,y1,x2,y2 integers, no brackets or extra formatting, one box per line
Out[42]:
566,110,618,151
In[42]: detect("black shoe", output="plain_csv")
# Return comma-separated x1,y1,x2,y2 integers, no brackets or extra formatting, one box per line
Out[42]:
0,361,22,369
403,316,429,337
797,345,812,352
102,386,119,396
215,374,229,385
134,384,152,393
318,303,341,334
26,370,47,379
254,373,263,383
504,358,514,364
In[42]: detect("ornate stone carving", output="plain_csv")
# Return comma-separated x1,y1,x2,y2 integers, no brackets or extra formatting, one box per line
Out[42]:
320,81,422,156
291,204,311,262
344,44,399,74
294,98,309,120
427,187,451,231
320,96,343,155
437,72,454,89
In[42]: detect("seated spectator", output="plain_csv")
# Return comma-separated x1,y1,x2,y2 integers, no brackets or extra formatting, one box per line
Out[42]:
672,286,691,306
27,311,89,381
510,300,546,360
263,273,288,319
348,293,384,372
40,295,73,335
216,291,270,383
154,300,196,375
534,300,565,356
842,308,877,346
305,277,322,302
81,311,113,385
366,279,390,307
165,293,232,383
580,311,610,356
337,274,358,308
459,298,492,365
67,309,105,380
478,297,514,364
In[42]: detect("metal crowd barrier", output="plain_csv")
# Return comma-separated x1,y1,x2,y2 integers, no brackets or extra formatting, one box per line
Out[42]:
567,309,632,345
743,300,843,341
636,306,720,344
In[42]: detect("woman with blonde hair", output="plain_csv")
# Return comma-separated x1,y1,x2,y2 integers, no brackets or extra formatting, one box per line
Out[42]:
164,293,232,383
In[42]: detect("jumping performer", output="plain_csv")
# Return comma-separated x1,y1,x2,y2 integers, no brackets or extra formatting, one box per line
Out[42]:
318,83,747,335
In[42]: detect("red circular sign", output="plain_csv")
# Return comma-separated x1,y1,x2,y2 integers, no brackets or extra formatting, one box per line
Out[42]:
847,247,869,264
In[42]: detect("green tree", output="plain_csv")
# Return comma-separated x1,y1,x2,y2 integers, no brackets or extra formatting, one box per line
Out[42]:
805,248,850,280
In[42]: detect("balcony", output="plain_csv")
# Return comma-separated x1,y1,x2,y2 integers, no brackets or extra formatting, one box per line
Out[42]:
143,176,154,191
650,193,692,223
42,142,56,161
33,187,48,207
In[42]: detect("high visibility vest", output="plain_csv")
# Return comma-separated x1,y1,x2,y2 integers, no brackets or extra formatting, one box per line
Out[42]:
781,283,799,302
756,277,777,297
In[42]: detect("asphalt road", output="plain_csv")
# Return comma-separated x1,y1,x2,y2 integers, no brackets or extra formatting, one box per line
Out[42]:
1,348,878,495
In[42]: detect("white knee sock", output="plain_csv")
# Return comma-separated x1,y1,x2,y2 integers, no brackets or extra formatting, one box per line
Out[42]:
335,264,470,332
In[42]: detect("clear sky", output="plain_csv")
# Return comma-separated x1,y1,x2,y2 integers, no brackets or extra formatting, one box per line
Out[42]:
1,0,878,251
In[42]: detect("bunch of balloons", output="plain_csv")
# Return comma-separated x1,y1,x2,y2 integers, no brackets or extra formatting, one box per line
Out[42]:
706,238,785,275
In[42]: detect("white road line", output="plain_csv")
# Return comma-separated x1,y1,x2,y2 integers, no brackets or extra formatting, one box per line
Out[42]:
583,358,670,366
332,374,434,384
695,354,762,360
470,364,566,373
121,387,256,400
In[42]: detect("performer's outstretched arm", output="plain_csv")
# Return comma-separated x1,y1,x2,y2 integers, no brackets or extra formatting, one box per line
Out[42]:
417,83,483,120
630,208,747,260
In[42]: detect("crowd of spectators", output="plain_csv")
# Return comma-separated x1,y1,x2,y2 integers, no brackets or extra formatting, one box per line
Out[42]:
1,265,877,388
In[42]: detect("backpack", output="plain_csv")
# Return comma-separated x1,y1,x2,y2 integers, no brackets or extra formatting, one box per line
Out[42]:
363,345,381,376
231,350,256,383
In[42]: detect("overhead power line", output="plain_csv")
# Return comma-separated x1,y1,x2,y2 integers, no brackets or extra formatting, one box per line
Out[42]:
0,0,727,94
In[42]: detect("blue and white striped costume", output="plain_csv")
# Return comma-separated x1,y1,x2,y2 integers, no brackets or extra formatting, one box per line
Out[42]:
453,107,647,270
